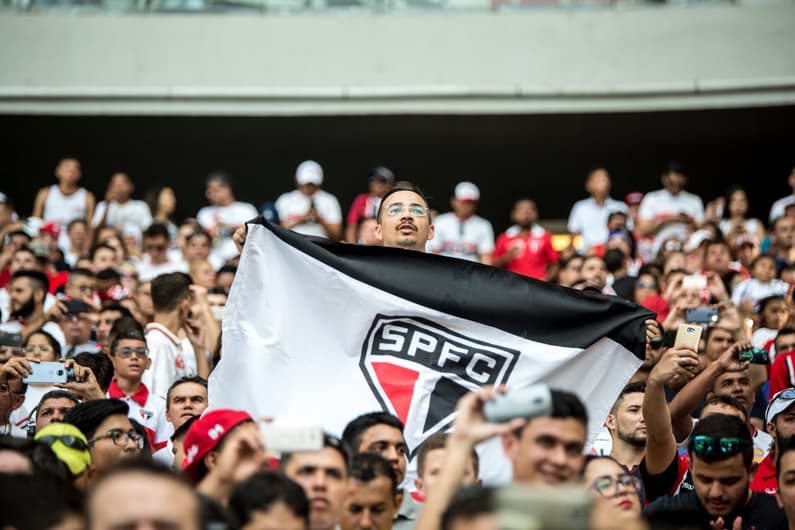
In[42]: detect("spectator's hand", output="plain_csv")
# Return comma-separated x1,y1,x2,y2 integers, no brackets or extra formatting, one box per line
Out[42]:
716,341,752,372
649,347,698,387
706,272,729,302
450,386,527,447
710,516,742,530
212,425,267,485
57,359,105,401
184,314,206,352
232,225,247,253
645,319,662,344
44,300,67,324
0,356,33,383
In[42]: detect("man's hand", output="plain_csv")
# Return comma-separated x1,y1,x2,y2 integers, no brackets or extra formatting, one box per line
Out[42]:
649,347,699,387
232,225,247,253
709,516,742,530
706,272,729,303
451,386,527,447
56,360,105,401
646,319,662,344
0,357,33,383
716,341,751,373
44,300,67,323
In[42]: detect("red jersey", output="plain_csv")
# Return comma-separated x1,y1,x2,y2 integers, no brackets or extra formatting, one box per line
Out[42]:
493,225,558,280
750,452,777,495
347,193,381,226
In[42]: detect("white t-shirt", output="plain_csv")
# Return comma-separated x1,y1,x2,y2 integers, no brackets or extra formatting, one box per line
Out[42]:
275,189,343,238
134,257,188,283
143,323,198,400
428,213,495,262
197,201,259,261
567,197,628,251
638,189,704,252
92,200,153,231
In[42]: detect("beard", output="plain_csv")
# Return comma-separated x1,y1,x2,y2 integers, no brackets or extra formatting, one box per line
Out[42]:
10,296,35,319
617,426,647,448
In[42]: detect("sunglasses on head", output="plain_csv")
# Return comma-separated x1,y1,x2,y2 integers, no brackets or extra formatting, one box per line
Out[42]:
692,435,750,457
37,435,89,452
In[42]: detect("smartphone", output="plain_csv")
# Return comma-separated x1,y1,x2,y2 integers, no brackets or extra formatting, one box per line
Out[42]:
686,307,719,324
0,331,23,347
674,323,702,351
259,424,323,453
738,348,769,364
496,483,590,530
22,362,68,384
682,274,707,290
483,384,552,423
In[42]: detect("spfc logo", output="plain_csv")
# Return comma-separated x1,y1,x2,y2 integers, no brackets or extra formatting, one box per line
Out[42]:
360,314,519,459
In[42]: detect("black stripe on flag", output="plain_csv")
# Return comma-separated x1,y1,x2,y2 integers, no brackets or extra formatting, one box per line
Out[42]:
250,218,654,359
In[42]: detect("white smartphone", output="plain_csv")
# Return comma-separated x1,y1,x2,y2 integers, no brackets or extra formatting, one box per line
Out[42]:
674,323,702,351
682,274,707,290
22,362,68,384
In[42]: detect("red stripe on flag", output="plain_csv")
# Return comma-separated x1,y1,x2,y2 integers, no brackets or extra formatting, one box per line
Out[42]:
371,362,420,425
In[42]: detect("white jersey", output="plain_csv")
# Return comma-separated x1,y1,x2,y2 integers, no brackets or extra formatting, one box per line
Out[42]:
92,200,152,231
275,189,342,239
108,380,173,451
143,323,197,400
42,185,89,226
134,257,188,283
197,201,259,262
638,189,704,252
567,197,628,251
428,213,495,262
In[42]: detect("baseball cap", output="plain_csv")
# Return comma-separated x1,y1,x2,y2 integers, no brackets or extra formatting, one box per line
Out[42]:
40,221,61,240
767,389,795,425
182,409,253,481
684,229,713,253
624,191,644,206
295,160,323,186
35,423,91,476
455,182,480,202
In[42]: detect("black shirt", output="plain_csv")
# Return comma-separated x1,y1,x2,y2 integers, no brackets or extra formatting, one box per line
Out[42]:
643,490,787,530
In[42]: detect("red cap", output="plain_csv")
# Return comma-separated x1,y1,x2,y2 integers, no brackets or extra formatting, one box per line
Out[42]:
182,409,252,481
40,221,61,239
624,191,644,206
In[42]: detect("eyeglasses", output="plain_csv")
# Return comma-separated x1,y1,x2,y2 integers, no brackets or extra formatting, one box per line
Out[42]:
24,344,52,353
88,429,144,449
115,347,149,359
591,474,641,497
37,435,89,452
692,435,751,457
385,203,428,217
636,281,658,289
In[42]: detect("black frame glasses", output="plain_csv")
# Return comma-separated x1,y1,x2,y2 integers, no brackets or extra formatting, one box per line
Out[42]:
591,474,641,497
88,429,144,450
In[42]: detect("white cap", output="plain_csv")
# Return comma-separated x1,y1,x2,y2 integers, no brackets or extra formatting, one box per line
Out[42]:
455,181,480,202
766,388,795,424
684,229,713,253
296,160,323,186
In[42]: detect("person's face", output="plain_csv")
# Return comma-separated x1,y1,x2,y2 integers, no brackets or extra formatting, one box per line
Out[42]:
339,476,400,530
166,382,208,429
608,392,646,448
89,472,200,530
193,261,216,289
511,200,537,229
92,248,117,273
357,218,381,246
111,338,150,380
59,312,94,345
771,404,795,446
502,417,586,485
96,310,123,348
67,222,88,247
586,169,611,197
775,217,795,248
24,332,58,362
704,244,731,274
357,424,407,485
662,171,686,195
776,451,795,523
55,159,81,186
451,198,477,219
415,447,477,500
67,275,96,302
283,448,348,530
704,329,734,361
728,190,748,217
88,414,141,476
634,274,659,304
108,173,133,201
580,257,607,288
763,300,790,330
368,178,391,198
158,187,177,215
690,453,749,517
752,257,777,283
35,397,76,432
583,458,641,514
9,278,39,317
136,281,154,317
375,191,434,252
206,181,232,205
145,235,170,264
10,250,39,274
607,213,628,232
298,183,320,196
776,333,795,357
0,378,25,422
243,501,307,530
558,257,583,287
712,371,754,415
185,236,211,261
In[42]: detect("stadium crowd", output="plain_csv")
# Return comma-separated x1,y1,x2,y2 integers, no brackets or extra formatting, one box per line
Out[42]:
1,156,795,529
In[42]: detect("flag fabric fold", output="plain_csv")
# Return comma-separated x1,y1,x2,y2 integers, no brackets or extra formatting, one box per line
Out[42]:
209,218,653,484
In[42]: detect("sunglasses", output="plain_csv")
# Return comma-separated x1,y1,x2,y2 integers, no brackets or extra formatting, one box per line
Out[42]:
37,435,89,452
115,347,149,359
692,435,751,457
636,281,658,289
